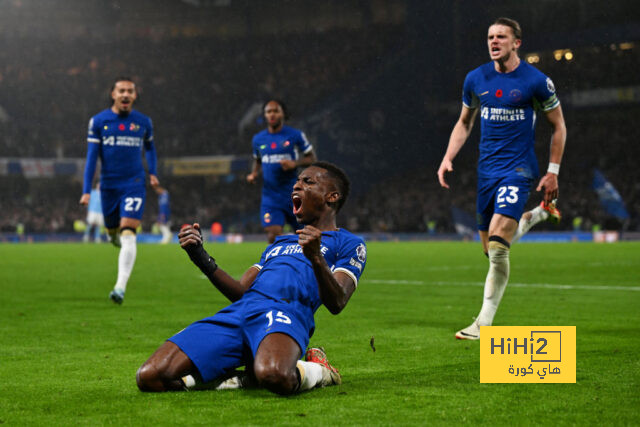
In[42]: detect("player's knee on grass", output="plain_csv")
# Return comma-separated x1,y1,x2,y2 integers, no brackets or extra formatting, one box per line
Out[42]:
253,360,299,395
136,360,186,392
136,362,165,392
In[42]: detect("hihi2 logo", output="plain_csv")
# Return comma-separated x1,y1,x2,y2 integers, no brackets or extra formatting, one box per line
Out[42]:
480,326,575,383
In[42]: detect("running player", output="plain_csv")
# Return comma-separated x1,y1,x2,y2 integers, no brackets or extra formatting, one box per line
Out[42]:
246,100,316,243
137,162,366,395
80,77,159,305
437,18,567,339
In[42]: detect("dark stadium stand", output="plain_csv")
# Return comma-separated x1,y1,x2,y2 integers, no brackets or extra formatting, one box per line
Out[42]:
0,0,638,235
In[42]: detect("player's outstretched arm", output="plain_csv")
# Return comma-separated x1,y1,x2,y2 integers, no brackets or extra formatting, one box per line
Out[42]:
179,223,254,302
437,106,478,189
297,226,355,314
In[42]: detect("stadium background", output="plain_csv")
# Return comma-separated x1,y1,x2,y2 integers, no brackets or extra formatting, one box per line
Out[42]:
1,0,639,239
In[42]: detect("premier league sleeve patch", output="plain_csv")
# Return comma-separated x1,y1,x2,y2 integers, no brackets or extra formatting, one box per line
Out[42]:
356,243,367,263
332,237,367,286
546,77,556,93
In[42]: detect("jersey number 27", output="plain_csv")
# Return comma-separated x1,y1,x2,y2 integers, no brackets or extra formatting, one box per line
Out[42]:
124,197,143,212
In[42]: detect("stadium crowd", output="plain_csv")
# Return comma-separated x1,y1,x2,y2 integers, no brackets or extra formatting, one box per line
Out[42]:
3,104,637,236
0,26,403,158
1,26,638,236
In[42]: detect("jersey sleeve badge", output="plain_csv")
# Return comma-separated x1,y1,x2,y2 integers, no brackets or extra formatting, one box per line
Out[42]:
356,243,366,263
546,77,556,93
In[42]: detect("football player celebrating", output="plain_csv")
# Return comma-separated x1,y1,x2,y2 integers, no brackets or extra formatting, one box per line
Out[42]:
80,77,159,304
137,162,366,395
437,18,566,340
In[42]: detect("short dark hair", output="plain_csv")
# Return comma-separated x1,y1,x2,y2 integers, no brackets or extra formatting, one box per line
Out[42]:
492,17,522,40
312,161,350,213
109,76,137,106
111,76,136,92
263,99,290,120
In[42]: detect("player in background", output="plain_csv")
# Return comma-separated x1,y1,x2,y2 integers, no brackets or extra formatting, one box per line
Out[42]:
83,183,105,243
137,162,366,395
154,186,172,244
246,100,316,243
80,77,159,305
437,18,566,340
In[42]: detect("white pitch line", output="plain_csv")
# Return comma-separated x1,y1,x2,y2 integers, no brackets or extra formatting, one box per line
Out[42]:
366,279,640,292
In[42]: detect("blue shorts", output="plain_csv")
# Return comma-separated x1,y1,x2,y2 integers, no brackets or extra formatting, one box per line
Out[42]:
168,295,312,383
260,201,300,230
476,175,533,231
100,185,146,228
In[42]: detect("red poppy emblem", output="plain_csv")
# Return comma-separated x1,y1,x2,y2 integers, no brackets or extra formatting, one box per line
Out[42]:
271,142,277,149
495,89,503,98
118,123,125,131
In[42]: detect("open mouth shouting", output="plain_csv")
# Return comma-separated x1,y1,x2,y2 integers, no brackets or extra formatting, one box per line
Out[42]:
292,193,303,217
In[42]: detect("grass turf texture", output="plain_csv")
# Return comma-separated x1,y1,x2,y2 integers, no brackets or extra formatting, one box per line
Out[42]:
1,241,638,425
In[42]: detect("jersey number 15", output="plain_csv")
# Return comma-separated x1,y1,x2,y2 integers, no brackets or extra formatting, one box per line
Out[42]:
265,310,292,328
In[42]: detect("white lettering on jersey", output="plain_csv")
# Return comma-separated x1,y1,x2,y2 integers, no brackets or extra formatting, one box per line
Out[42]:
281,244,303,255
261,153,293,164
265,246,282,260
102,135,142,147
265,243,328,260
115,136,143,147
349,258,362,272
484,107,526,122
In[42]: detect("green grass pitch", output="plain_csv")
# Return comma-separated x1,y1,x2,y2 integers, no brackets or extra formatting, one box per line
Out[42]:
1,241,638,425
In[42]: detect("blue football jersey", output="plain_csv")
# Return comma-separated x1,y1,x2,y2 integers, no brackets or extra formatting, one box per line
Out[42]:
82,109,157,193
246,229,366,318
462,61,560,180
252,125,313,205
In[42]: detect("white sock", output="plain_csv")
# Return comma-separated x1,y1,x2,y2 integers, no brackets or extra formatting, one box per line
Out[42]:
512,206,549,243
114,233,137,293
182,375,197,390
297,360,323,391
476,240,510,326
